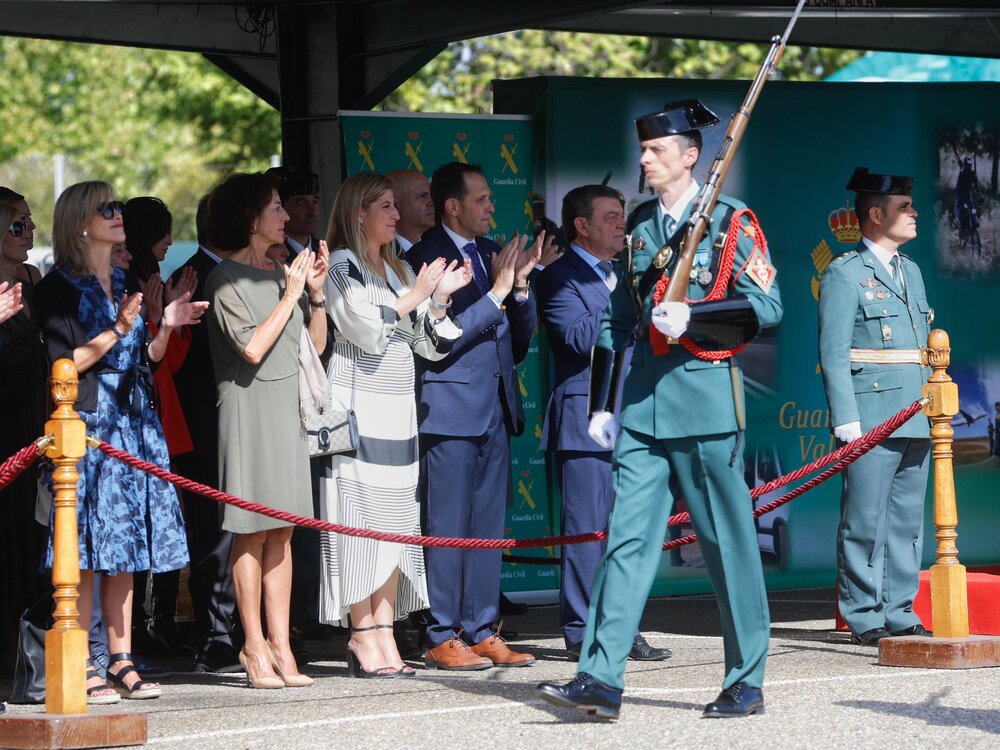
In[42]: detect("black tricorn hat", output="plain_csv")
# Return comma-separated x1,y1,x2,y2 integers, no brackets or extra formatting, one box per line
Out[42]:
266,166,319,201
635,99,720,141
846,167,912,196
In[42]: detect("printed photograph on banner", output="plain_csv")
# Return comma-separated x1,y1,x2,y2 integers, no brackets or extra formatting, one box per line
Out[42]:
935,125,1000,277
947,361,1000,467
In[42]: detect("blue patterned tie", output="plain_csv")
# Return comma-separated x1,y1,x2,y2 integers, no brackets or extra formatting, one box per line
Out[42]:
465,242,490,295
597,260,617,292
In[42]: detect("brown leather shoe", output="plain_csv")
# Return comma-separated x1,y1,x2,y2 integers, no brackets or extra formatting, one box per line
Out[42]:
424,637,493,671
469,634,536,667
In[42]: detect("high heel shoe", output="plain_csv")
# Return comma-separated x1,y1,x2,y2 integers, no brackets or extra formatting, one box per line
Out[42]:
106,653,161,700
238,649,284,689
346,626,397,679
265,642,314,687
375,624,416,677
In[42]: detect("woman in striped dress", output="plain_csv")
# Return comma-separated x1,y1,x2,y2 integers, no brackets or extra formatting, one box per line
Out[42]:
318,173,470,676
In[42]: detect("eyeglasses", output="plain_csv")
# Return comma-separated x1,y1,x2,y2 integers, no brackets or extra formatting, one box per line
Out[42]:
96,201,126,220
8,219,27,237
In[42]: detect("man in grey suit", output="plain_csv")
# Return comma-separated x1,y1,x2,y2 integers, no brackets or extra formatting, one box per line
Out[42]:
818,167,935,646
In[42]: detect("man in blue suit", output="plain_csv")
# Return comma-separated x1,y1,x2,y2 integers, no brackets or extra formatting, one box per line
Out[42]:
408,162,541,670
536,184,671,662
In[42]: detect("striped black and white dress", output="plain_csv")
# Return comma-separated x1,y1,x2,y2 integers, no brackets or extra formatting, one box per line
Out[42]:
318,247,460,626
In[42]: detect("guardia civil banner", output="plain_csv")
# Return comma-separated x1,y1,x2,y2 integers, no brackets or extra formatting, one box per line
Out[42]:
339,111,557,594
495,78,1000,595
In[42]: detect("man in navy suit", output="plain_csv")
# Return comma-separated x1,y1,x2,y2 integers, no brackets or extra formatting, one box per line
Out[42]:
537,185,672,662
408,161,540,670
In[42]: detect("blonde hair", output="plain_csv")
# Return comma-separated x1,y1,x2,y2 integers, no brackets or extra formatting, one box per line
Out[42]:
325,173,410,282
53,181,113,275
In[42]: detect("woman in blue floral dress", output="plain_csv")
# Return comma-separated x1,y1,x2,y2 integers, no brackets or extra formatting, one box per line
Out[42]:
35,181,207,703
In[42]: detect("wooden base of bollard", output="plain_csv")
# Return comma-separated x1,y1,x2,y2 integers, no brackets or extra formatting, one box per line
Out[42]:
879,635,1000,669
0,712,147,749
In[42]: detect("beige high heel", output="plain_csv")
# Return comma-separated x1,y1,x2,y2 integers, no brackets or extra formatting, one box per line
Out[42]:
266,642,314,687
238,649,284,689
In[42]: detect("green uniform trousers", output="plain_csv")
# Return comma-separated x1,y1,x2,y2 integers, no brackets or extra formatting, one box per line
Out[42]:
837,437,930,633
578,427,770,691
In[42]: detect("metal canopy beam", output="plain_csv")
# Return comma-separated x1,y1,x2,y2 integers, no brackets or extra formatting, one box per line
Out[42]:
548,2,1000,59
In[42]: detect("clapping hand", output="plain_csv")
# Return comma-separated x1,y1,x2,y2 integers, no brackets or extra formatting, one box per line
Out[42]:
516,230,546,285
436,258,472,297
115,291,143,335
414,257,447,300
490,233,529,298
283,247,312,302
305,241,330,298
0,281,23,323
537,232,561,268
166,266,197,306
162,290,209,329
140,273,165,325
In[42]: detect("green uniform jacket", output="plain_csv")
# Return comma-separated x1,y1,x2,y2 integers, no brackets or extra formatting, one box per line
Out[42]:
817,243,932,440
599,195,783,440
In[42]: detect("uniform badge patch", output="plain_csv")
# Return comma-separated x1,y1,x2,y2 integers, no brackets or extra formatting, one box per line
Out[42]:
744,246,776,293
865,291,874,301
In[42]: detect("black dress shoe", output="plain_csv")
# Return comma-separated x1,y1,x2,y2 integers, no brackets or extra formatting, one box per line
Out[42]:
850,627,890,646
703,682,765,718
500,593,528,616
565,643,581,661
195,644,243,674
536,672,623,720
890,624,932,637
628,634,672,661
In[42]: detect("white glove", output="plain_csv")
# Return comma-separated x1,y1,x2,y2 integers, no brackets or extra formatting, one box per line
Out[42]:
834,421,863,443
651,301,691,339
588,410,620,450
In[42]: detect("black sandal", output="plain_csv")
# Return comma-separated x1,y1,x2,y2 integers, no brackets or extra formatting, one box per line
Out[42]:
86,658,121,705
107,652,162,700
375,624,416,676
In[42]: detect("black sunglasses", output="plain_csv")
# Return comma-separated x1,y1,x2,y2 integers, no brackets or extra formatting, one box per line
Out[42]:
8,219,27,237
96,201,125,220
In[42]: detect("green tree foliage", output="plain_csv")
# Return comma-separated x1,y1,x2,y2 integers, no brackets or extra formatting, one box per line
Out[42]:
0,37,281,244
382,31,861,113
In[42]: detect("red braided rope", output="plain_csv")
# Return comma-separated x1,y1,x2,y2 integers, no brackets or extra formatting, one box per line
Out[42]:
663,398,925,528
93,440,606,550
90,398,924,553
0,441,45,492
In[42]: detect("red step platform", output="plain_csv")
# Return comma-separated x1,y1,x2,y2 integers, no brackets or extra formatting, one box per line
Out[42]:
834,566,1000,635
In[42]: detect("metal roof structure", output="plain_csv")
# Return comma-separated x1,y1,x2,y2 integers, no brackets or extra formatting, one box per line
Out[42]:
1,1,996,186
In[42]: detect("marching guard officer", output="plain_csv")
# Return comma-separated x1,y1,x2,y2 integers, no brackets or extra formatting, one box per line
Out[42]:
536,99,782,719
819,167,934,646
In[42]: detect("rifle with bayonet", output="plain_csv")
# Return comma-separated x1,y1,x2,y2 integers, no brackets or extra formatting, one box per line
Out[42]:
637,0,808,338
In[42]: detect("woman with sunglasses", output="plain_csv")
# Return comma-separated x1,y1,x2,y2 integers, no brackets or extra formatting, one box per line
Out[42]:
34,181,207,703
0,187,48,672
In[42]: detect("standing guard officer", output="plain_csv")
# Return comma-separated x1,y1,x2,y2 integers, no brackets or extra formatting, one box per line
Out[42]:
536,99,782,720
819,167,934,646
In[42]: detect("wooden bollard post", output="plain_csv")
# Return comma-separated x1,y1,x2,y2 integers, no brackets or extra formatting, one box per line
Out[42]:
879,330,1000,669
923,329,968,638
44,359,89,714
0,359,146,748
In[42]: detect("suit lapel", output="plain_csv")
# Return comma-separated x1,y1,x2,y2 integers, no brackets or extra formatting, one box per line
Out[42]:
565,248,611,305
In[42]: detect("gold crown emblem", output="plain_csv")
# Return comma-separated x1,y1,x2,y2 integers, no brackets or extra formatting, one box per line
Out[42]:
828,201,861,244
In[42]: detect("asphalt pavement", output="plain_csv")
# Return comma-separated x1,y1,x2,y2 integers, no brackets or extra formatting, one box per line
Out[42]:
2,589,998,749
